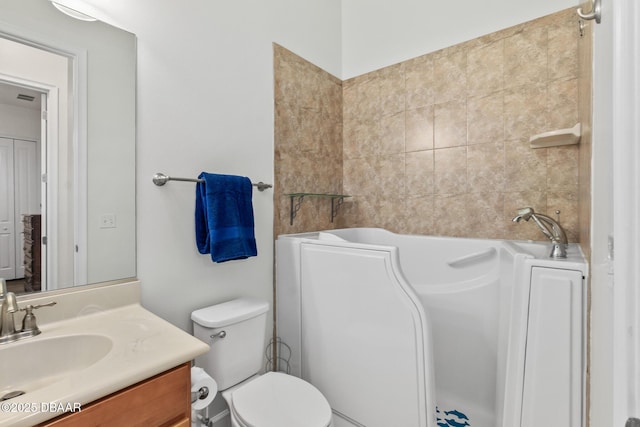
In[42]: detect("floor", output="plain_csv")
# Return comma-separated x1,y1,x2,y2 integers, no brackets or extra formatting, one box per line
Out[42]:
6,278,27,294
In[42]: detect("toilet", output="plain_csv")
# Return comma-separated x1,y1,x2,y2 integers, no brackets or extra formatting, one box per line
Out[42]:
192,297,333,427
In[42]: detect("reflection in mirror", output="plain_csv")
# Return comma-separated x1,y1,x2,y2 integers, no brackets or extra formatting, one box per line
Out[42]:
0,0,136,295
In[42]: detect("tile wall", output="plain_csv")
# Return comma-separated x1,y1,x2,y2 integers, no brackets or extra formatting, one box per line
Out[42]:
273,44,344,238
274,8,591,245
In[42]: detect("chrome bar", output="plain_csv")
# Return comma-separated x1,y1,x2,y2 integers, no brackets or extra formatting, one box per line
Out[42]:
152,172,272,192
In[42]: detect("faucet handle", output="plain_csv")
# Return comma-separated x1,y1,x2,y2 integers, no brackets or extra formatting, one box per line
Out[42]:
20,301,56,334
555,209,561,222
21,301,57,311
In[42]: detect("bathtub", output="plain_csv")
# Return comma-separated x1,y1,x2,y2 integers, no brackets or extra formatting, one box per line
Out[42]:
275,228,587,427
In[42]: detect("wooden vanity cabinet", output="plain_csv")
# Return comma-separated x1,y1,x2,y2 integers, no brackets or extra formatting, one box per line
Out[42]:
38,363,191,427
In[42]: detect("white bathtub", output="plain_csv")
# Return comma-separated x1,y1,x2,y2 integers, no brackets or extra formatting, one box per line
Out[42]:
276,228,587,427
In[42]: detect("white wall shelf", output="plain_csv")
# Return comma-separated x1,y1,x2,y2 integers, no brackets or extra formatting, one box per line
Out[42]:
529,123,581,148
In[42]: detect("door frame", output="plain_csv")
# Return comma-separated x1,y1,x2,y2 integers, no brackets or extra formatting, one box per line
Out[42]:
611,0,640,424
0,137,16,279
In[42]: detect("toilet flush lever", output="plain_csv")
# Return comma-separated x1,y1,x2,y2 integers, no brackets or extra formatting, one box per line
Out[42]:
210,330,226,340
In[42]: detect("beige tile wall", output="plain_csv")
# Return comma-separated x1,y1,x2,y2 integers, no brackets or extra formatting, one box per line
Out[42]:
342,8,582,241
273,44,344,238
275,8,590,244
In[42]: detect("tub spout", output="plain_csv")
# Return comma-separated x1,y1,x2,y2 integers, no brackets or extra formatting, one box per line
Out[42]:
512,207,568,258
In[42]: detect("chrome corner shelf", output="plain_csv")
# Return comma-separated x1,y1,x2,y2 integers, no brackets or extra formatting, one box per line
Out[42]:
285,193,351,225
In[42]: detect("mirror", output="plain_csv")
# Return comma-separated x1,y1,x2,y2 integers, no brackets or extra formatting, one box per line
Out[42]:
0,0,136,294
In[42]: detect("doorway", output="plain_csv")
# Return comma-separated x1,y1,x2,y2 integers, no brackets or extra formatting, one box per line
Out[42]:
0,80,46,293
0,34,70,293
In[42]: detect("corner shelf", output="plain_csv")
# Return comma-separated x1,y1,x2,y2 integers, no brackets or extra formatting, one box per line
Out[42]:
529,123,581,148
285,193,351,225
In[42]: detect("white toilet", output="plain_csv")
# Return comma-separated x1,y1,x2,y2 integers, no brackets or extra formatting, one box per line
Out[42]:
192,297,333,427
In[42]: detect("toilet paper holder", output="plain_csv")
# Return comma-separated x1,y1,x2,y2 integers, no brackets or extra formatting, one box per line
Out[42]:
191,386,210,404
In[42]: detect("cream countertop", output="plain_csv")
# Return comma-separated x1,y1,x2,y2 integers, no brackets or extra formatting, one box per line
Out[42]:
0,281,209,427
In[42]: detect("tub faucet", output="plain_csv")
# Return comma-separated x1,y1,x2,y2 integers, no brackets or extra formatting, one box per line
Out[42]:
0,278,18,339
512,207,568,258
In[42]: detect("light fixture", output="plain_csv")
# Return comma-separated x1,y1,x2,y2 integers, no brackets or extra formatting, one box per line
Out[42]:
50,1,97,22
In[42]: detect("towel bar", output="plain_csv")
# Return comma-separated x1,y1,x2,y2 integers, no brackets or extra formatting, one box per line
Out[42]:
152,172,273,192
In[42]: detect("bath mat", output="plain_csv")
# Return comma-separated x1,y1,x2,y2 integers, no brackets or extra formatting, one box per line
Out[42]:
436,406,470,427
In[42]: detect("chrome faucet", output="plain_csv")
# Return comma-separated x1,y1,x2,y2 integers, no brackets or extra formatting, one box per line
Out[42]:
0,278,56,344
0,278,19,340
512,207,568,258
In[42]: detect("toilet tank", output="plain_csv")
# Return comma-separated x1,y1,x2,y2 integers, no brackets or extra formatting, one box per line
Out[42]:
192,298,270,391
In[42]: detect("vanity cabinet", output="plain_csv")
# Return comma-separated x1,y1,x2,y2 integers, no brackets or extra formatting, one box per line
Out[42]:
37,363,191,427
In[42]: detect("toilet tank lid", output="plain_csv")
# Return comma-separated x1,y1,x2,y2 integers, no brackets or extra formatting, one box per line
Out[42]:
192,298,269,328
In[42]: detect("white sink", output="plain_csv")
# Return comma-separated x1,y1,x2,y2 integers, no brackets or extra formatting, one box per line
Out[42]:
506,240,585,262
0,334,113,397
0,295,209,427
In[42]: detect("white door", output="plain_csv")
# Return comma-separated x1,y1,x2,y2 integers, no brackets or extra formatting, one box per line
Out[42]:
13,139,39,279
0,137,16,279
0,138,38,281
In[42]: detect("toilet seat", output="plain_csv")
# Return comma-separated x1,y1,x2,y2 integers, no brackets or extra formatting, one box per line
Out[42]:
229,372,332,427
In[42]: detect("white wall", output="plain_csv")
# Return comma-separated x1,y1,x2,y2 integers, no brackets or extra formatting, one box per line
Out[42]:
55,0,342,333
341,0,577,79
0,104,39,141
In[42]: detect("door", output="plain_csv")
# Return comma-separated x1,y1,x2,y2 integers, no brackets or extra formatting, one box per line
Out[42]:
13,139,39,279
0,138,39,280
0,137,15,279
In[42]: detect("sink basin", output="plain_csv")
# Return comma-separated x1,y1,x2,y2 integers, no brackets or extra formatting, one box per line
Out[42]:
0,334,112,397
509,241,552,258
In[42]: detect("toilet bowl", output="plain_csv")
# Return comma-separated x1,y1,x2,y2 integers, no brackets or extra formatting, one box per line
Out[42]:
222,372,332,427
191,298,332,427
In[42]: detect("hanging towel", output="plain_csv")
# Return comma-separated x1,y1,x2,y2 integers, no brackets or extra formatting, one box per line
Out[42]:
195,172,257,262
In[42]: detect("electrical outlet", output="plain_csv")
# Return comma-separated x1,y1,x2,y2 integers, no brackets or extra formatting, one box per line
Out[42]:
100,214,116,229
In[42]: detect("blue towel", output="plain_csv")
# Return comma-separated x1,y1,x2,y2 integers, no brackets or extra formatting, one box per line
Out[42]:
195,172,257,262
